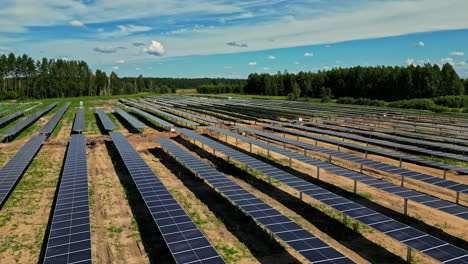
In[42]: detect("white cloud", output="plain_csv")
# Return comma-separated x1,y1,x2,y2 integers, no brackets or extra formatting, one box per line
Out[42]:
226,41,248,47
0,47,15,52
223,66,233,69
324,45,332,48
102,24,152,37
416,41,425,47
323,66,330,70
267,55,276,60
112,66,119,70
293,61,300,65
248,62,257,66
136,67,141,70
304,52,314,57
450,51,464,56
406,58,416,66
263,67,270,70
93,46,126,53
69,20,84,27
115,59,125,64
440,57,454,65
456,61,466,66
143,40,165,56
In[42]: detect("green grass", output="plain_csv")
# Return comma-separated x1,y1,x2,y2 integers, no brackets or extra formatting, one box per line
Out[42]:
215,243,240,263
107,225,124,233
419,155,468,167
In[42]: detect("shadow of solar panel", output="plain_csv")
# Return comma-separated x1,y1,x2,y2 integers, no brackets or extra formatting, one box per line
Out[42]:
176,129,468,264
96,108,116,131
109,132,224,264
40,103,71,135
0,135,46,206
72,108,85,133
156,138,355,264
43,134,92,264
114,107,145,130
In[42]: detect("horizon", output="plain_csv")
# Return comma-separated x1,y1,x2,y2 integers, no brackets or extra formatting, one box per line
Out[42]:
1,0,467,78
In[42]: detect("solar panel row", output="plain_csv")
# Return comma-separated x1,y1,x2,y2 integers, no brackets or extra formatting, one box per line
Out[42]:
109,132,225,264
2,103,57,141
264,122,468,174
136,101,199,126
39,102,71,135
129,107,174,129
43,134,92,264
207,126,468,220
0,102,31,116
177,128,468,264
161,106,219,125
72,108,85,133
95,108,116,132
156,138,356,264
0,135,46,207
114,107,146,131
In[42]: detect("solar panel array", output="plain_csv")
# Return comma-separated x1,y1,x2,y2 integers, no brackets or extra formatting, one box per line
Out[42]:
43,134,92,264
234,125,468,196
263,123,468,174
156,138,355,264
0,102,31,116
72,108,85,133
129,107,174,129
315,118,468,145
208,126,468,220
177,128,468,264
162,107,219,125
95,108,116,132
1,103,57,141
39,102,71,135
109,132,225,264
275,120,468,164
114,107,146,130
0,110,25,128
0,135,46,207
300,120,468,155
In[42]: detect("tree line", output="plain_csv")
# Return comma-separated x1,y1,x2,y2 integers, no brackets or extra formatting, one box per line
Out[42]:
0,53,246,99
239,64,468,101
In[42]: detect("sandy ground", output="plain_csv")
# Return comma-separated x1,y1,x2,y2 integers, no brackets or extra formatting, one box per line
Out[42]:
0,100,467,264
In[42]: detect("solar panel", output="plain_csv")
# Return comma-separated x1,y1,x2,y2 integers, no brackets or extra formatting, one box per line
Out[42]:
263,123,468,174
114,107,146,131
143,100,219,125
1,103,57,141
275,120,468,164
0,102,31,116
39,103,71,135
134,101,199,126
72,108,85,133
0,135,46,207
208,126,468,220
43,134,92,264
176,128,468,263
95,108,116,132
109,132,225,264
156,138,355,264
129,107,174,129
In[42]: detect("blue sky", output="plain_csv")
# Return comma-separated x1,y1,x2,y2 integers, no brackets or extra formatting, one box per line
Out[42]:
1,0,468,78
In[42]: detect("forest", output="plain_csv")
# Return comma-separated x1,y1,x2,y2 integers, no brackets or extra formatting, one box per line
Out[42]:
241,64,468,101
0,53,245,99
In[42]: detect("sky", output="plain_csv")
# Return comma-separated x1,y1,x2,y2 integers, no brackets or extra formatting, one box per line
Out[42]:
1,0,468,78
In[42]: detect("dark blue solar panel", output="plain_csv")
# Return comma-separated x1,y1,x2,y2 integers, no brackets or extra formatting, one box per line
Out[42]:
96,108,116,131
72,108,85,133
177,128,468,264
114,107,145,130
43,134,92,264
40,103,71,135
0,135,46,206
109,132,224,264
156,138,355,264
129,107,174,129
1,103,57,141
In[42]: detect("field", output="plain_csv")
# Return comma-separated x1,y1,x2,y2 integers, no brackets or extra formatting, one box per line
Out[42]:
0,94,467,264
